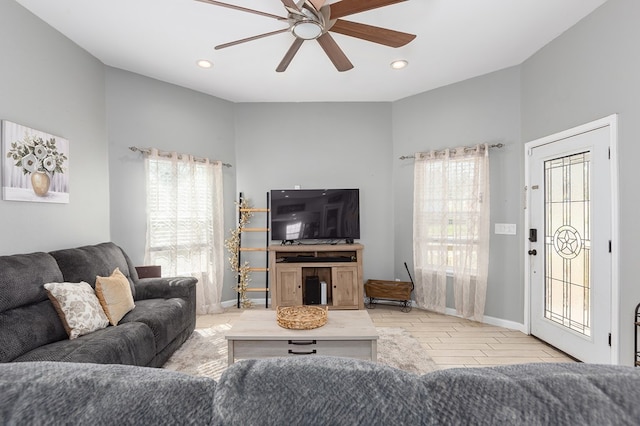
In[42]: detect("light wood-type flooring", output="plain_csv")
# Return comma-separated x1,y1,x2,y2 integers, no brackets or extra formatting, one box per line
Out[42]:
196,304,576,369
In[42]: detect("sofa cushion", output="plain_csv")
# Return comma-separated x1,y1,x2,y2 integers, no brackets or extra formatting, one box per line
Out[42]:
95,267,136,326
50,242,137,298
14,322,156,366
418,362,640,424
0,301,67,362
0,252,63,313
0,362,217,425
215,358,640,425
215,356,430,425
44,281,109,339
120,298,189,352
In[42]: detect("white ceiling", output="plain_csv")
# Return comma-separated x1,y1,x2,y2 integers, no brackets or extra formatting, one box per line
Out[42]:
16,0,608,103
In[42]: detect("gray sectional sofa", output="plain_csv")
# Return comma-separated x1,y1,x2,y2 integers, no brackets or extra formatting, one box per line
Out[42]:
0,242,197,367
3,243,640,424
1,357,640,425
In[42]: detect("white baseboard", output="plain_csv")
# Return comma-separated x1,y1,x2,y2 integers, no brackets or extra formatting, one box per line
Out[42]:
444,307,527,333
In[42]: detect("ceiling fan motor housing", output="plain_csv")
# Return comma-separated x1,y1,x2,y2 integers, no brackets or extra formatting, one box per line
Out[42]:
290,2,325,40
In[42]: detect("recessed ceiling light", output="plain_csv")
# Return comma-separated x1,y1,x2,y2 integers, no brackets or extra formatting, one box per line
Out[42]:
197,59,213,69
390,60,408,70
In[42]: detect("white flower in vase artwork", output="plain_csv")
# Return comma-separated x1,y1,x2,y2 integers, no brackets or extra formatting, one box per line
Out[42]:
2,120,69,203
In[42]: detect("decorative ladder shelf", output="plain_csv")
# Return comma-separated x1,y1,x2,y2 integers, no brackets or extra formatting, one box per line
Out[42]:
235,193,270,308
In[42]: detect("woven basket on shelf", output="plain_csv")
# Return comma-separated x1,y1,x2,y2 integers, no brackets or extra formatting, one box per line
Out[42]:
276,305,328,330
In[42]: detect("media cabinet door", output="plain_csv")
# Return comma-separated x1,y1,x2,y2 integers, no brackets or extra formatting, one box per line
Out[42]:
269,244,365,310
276,266,302,306
331,266,360,308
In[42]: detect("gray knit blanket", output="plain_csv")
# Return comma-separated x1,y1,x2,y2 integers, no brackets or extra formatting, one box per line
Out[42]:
1,357,639,425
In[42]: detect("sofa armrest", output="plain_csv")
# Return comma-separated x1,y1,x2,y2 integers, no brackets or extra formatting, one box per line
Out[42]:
134,276,197,301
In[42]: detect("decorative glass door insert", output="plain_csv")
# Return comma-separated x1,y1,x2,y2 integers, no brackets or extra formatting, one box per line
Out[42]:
544,152,591,336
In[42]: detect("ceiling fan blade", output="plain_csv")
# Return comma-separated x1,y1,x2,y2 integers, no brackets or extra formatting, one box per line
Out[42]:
276,38,305,72
329,19,415,47
316,33,354,72
329,0,407,20
215,28,290,50
282,0,312,20
280,0,300,12
195,0,287,21
308,0,326,11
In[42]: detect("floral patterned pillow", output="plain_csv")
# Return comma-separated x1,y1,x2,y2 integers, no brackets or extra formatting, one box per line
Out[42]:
44,281,109,339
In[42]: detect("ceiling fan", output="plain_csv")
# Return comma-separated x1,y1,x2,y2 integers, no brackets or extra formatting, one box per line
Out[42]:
195,0,416,72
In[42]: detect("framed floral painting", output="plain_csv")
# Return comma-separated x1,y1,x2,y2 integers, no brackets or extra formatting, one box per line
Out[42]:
2,120,69,203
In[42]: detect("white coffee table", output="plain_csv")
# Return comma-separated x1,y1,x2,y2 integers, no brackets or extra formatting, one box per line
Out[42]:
225,310,378,365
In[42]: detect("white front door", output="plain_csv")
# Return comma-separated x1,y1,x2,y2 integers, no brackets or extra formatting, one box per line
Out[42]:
525,117,617,364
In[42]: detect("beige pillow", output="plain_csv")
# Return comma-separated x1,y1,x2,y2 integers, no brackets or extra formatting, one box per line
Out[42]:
95,267,135,326
44,281,109,339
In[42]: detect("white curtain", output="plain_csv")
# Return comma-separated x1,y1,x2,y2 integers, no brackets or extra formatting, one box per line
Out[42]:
413,144,490,322
144,149,225,314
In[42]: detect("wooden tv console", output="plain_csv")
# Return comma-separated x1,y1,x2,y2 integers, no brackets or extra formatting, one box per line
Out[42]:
268,244,364,310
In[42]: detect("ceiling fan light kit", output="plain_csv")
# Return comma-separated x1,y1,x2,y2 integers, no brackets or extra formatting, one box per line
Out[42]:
197,0,416,72
291,21,323,40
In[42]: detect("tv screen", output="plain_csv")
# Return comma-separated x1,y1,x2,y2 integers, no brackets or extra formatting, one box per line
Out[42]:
270,189,360,242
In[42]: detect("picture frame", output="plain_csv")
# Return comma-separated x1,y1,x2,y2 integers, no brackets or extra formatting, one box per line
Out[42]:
2,120,69,203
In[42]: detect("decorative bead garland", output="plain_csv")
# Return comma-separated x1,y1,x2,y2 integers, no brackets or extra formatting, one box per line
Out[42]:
224,198,254,308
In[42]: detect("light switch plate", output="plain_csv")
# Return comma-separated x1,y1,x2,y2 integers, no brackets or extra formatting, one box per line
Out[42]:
495,223,517,235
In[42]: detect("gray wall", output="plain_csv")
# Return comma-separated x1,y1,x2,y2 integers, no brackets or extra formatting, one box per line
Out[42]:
521,0,640,365
233,102,395,292
392,67,524,322
0,1,109,255
105,67,238,301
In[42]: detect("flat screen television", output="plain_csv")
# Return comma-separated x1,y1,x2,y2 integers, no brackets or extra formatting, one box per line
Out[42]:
270,189,360,243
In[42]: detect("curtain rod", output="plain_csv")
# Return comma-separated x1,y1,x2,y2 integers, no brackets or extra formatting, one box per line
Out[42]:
399,143,504,160
129,146,232,168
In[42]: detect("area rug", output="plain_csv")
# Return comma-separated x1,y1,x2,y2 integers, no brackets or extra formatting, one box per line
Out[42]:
162,324,438,381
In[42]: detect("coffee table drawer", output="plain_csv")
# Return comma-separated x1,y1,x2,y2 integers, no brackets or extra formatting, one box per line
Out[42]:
231,339,376,361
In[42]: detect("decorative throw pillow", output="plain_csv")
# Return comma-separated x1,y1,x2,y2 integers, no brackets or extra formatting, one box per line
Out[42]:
95,267,136,326
44,281,109,339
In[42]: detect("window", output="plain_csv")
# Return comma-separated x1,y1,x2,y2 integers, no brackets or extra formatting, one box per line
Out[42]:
412,145,490,321
146,159,211,272
144,149,224,314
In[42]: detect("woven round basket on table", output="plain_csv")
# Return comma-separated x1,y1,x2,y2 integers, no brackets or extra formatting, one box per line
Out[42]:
276,305,328,330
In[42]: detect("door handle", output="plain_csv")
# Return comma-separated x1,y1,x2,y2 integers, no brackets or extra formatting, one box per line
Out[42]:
528,249,537,256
